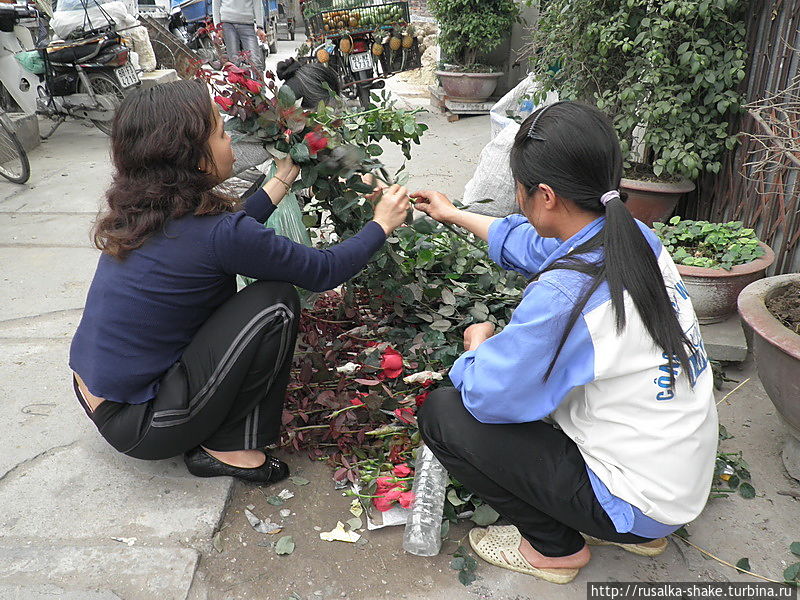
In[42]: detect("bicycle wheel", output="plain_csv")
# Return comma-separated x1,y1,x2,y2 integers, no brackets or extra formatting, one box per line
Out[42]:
0,113,30,184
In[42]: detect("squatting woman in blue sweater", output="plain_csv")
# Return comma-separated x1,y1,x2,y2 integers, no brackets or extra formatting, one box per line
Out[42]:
69,80,409,484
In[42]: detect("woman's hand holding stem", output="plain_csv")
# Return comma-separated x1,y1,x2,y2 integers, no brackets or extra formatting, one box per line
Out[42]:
264,155,301,205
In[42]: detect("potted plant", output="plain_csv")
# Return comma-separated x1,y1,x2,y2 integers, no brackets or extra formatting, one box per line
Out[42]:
528,0,749,225
429,0,519,102
654,217,774,324
738,275,800,481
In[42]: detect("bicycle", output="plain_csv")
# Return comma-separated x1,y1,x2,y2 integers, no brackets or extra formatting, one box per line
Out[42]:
0,110,30,184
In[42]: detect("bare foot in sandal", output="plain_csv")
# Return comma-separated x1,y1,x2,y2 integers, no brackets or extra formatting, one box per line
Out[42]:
505,538,592,570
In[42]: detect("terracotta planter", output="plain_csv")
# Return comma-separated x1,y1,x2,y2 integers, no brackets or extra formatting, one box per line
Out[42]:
621,177,695,227
676,241,775,325
738,274,800,480
435,71,502,102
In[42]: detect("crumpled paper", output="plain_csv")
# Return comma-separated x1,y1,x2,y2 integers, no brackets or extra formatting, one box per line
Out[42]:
244,509,282,534
319,521,361,543
402,371,443,384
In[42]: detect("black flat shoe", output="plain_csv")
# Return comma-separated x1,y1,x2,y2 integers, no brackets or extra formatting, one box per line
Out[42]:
183,447,290,484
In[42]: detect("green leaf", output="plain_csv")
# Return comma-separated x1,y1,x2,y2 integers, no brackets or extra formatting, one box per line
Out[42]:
450,557,466,570
470,503,500,526
366,143,384,156
278,85,296,108
266,495,285,506
785,562,800,582
289,476,310,486
790,542,800,558
735,558,750,573
458,569,477,586
430,319,452,332
738,482,755,499
300,165,318,188
447,488,466,507
290,143,310,164
275,535,295,555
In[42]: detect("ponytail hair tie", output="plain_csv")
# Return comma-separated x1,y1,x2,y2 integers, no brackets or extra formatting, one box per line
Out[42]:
600,190,620,206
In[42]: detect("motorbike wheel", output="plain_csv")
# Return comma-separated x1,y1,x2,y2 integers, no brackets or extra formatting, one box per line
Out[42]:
0,112,30,184
356,85,371,109
79,72,125,136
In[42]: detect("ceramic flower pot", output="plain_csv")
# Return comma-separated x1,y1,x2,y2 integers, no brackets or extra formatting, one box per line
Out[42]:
738,274,800,480
676,242,775,324
621,177,696,227
435,70,502,103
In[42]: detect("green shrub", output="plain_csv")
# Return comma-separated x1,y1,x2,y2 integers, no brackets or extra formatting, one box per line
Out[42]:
428,0,519,69
529,0,749,180
654,217,764,270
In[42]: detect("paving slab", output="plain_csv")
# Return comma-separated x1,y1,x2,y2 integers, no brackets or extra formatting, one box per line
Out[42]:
0,212,96,247
0,585,123,600
0,434,232,542
0,544,199,600
0,247,98,321
701,315,749,362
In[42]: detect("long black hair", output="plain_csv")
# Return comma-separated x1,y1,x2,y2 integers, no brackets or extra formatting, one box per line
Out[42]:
276,58,340,108
509,101,694,386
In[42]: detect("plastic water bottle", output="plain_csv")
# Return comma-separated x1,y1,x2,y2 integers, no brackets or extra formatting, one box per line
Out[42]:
403,444,448,556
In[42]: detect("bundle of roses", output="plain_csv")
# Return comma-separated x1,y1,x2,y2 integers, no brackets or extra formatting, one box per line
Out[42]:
196,64,426,203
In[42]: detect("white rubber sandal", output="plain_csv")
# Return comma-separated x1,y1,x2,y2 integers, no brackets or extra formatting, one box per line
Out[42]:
469,527,579,584
581,533,668,557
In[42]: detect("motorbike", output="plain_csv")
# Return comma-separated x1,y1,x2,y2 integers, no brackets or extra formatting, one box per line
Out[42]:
167,0,223,63
317,34,384,109
305,1,420,109
0,0,139,136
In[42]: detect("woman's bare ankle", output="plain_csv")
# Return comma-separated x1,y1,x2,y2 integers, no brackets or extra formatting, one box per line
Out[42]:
202,447,266,468
511,538,591,570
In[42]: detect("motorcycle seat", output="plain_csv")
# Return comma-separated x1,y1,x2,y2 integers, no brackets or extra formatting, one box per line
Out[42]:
46,35,113,64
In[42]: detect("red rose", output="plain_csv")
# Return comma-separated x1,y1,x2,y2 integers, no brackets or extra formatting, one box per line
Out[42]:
399,491,415,509
214,96,234,111
393,463,411,478
373,495,394,512
394,407,415,424
375,476,395,492
381,347,404,379
304,131,329,155
383,487,403,502
415,391,430,407
227,71,245,85
243,78,263,93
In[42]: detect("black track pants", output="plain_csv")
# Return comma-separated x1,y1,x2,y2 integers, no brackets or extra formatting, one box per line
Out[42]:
418,387,654,557
74,281,300,460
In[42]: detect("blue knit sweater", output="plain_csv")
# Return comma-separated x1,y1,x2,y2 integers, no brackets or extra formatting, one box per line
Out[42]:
70,189,386,404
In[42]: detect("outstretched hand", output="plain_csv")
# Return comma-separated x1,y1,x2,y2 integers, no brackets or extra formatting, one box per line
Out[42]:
361,173,388,203
411,190,459,224
372,184,411,235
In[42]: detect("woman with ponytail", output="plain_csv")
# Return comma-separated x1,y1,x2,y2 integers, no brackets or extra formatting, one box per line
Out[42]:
411,101,717,584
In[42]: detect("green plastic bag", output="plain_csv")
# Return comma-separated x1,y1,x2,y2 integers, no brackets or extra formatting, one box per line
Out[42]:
15,51,45,75
238,164,314,300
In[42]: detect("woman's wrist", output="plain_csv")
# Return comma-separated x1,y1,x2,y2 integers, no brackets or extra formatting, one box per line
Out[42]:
371,218,393,236
275,167,298,184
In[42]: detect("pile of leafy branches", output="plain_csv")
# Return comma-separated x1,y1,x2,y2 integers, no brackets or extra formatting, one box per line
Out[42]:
280,217,526,522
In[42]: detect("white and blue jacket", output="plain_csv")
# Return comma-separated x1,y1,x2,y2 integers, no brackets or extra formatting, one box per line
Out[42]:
449,215,718,535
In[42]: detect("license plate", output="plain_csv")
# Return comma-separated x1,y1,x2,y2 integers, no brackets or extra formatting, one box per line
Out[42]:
349,52,372,72
115,63,139,88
